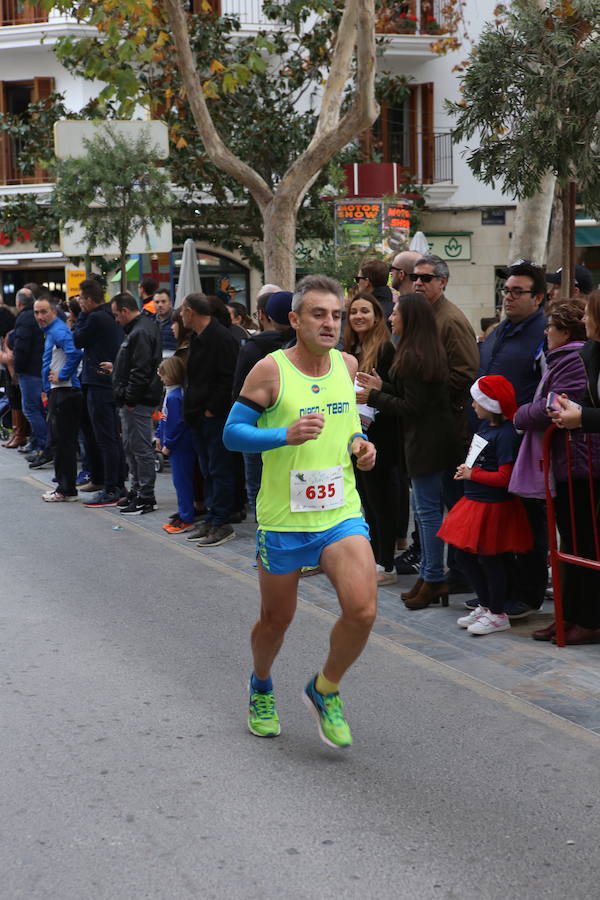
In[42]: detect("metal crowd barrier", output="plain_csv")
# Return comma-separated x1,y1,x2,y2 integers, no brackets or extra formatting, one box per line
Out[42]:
542,424,600,647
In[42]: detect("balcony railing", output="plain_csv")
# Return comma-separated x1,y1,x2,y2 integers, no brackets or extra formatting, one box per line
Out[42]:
376,0,451,36
1,0,47,25
0,135,51,185
220,0,281,26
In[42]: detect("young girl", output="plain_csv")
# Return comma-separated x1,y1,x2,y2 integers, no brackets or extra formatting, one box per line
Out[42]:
438,375,533,635
156,356,197,534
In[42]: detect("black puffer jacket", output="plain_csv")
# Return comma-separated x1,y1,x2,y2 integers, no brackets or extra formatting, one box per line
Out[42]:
112,313,162,408
9,305,44,376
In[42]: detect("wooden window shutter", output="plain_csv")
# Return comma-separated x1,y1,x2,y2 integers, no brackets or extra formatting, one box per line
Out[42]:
420,82,434,183
32,77,55,182
0,81,7,186
32,77,55,104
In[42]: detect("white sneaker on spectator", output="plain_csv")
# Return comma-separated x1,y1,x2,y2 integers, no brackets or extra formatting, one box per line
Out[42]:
468,611,511,636
457,605,486,629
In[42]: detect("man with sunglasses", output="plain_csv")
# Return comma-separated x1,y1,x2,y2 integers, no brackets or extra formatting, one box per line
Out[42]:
477,259,548,617
410,254,479,594
355,259,393,321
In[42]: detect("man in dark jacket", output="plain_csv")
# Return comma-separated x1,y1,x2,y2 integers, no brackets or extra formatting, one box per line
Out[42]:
478,259,548,615
182,292,239,546
232,291,294,515
154,289,177,357
109,292,162,515
9,288,48,456
74,278,126,507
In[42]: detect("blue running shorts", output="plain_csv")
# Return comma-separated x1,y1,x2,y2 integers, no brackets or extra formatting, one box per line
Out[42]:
256,516,370,574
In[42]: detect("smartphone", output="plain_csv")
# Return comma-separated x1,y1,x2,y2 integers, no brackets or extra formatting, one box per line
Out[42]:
546,391,561,412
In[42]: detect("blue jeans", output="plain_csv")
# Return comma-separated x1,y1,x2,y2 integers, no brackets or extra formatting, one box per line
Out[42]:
411,471,445,582
18,373,47,450
191,415,235,526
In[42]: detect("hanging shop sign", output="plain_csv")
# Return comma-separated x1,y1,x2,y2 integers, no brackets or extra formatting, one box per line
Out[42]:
334,198,412,254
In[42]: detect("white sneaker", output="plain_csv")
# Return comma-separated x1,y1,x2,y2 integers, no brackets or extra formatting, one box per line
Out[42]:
377,569,398,586
457,605,487,628
468,612,511,636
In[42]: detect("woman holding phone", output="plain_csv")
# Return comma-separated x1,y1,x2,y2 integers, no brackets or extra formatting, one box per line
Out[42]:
513,298,600,644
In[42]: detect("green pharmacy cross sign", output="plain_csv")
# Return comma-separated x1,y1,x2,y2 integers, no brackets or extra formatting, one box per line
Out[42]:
426,232,472,262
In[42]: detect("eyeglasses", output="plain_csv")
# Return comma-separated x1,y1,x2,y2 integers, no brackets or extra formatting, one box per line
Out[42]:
389,265,403,273
408,273,437,283
354,274,367,283
502,287,533,298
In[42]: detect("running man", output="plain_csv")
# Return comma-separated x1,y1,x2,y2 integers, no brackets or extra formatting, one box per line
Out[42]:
224,274,377,749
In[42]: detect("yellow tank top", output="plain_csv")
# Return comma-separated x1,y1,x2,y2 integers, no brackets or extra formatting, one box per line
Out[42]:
256,349,363,532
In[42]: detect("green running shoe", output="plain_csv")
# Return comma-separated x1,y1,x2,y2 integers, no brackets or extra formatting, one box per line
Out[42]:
248,682,280,737
302,676,352,749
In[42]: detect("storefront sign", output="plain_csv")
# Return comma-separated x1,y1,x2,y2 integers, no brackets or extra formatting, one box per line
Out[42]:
425,233,472,261
334,199,412,253
66,268,86,296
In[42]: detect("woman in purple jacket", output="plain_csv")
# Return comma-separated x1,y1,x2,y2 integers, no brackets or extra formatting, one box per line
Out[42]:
512,299,600,644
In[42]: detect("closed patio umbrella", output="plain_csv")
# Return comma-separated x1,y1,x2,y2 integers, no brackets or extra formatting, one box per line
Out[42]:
175,238,202,307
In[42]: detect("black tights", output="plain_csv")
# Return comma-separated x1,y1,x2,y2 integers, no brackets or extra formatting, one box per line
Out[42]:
455,549,511,615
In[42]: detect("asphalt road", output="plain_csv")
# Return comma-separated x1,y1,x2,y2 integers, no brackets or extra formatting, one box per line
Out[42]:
2,453,600,900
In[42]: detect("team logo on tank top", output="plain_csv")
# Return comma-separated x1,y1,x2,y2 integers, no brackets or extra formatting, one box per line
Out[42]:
311,384,320,393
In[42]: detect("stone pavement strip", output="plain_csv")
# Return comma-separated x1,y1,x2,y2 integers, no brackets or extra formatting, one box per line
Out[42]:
26,463,600,736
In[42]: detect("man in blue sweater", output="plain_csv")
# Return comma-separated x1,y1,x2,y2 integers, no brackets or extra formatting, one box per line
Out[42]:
34,297,82,502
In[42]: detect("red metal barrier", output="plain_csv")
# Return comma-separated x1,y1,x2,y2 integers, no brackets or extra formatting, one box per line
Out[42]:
542,424,600,647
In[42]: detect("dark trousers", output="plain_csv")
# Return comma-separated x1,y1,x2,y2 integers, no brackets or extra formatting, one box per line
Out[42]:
47,388,82,496
508,498,548,610
356,450,398,571
455,549,511,614
555,480,600,629
87,386,126,494
191,415,235,526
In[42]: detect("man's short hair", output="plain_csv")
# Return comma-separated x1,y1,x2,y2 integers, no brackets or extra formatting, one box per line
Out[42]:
15,288,34,307
256,290,275,314
503,260,546,296
183,292,211,317
292,275,343,313
79,279,105,305
154,289,171,301
415,254,449,280
111,292,139,313
139,277,158,296
23,281,42,299
360,259,389,288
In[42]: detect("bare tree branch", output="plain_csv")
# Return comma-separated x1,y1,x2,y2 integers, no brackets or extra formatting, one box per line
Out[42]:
163,0,273,210
278,0,379,207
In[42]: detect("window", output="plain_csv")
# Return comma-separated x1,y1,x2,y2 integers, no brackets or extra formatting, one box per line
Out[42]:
1,0,47,25
0,78,54,185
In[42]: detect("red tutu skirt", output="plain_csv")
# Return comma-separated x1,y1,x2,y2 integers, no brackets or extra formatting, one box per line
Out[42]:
437,496,533,555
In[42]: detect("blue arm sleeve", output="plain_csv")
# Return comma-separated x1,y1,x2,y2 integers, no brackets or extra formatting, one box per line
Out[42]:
224,400,288,452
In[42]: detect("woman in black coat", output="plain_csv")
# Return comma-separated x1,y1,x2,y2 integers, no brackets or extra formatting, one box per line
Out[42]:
356,293,461,609
344,291,398,584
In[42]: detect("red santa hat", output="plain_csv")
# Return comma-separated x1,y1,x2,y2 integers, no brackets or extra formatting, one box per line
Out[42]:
470,375,517,420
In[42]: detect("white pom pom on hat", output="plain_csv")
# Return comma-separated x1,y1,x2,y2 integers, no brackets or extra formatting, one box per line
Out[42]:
470,375,517,420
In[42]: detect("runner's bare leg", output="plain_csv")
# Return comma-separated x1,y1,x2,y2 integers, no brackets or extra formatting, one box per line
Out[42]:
252,562,301,679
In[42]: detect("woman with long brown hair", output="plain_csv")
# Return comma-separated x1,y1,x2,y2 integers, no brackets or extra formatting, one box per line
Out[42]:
357,293,461,609
345,292,398,584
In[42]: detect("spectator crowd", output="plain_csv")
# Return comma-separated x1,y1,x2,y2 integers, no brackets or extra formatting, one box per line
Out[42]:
1,259,600,645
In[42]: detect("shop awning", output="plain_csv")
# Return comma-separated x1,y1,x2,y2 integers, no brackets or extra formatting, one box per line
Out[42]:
110,257,139,283
575,225,600,247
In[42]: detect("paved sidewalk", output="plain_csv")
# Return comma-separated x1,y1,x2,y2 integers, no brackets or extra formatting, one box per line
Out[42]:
24,460,600,735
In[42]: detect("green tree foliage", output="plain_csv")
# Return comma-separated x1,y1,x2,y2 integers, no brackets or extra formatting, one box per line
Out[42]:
448,0,600,213
52,126,175,289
